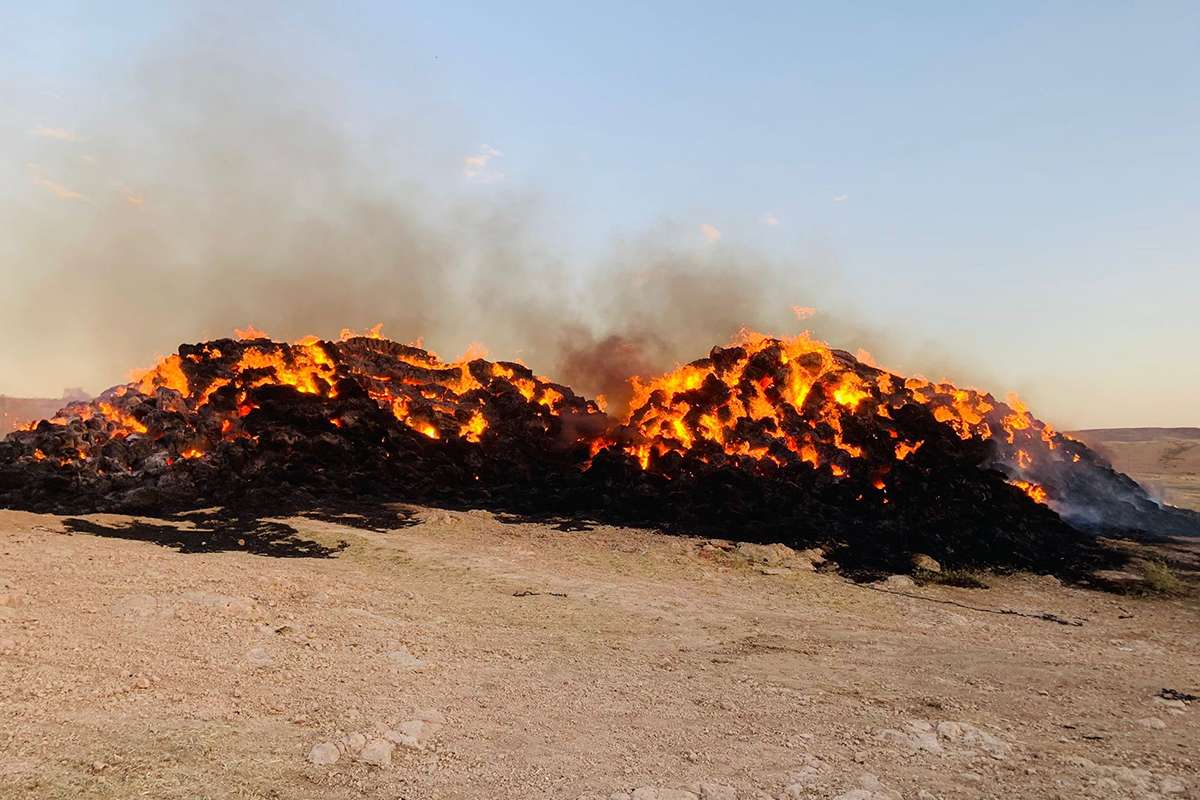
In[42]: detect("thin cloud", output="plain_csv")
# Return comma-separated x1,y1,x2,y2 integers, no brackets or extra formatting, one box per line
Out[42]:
699,223,721,243
26,163,86,201
762,213,780,226
31,176,86,200
463,144,503,182
832,194,849,203
31,126,83,142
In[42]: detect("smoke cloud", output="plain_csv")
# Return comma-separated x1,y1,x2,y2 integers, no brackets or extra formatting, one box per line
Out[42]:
1,8,835,411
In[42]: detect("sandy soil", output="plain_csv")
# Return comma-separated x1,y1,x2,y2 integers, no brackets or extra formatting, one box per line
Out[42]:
1,507,1197,799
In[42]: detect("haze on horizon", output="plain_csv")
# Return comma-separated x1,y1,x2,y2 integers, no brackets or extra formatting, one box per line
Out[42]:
1,2,1196,430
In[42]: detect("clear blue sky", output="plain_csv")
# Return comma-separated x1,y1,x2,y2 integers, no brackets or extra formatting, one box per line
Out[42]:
2,2,1197,428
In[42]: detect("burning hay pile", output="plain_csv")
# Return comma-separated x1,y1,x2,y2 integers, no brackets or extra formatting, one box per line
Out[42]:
1,329,1195,574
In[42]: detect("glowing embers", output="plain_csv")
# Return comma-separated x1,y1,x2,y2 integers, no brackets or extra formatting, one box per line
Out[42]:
12,325,1073,499
907,380,994,440
96,401,148,436
617,332,878,476
831,375,869,410
1001,393,1034,443
132,354,190,396
233,343,337,396
412,421,440,439
459,410,487,443
610,328,1072,488
898,373,1064,481
1009,479,1048,504
21,331,556,478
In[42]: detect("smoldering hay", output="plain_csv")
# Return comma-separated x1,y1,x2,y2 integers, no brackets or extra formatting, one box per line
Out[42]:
2,327,1196,575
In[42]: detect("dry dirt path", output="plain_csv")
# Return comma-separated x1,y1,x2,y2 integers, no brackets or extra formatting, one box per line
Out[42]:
1,507,1197,799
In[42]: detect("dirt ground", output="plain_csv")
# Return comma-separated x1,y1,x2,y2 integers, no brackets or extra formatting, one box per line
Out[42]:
1,506,1197,800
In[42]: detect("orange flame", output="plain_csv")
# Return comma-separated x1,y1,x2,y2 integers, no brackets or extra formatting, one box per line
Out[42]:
459,341,488,361
14,326,1068,491
235,324,269,340
340,323,386,341
459,411,487,442
1009,479,1048,504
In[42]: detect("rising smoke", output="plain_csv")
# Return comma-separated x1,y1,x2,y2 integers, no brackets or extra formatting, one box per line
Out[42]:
2,7,852,410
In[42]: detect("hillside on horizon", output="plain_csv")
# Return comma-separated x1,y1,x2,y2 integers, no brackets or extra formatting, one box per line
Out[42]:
1070,427,1200,512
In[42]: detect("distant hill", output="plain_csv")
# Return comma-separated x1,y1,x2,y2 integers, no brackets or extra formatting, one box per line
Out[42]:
0,397,67,436
1070,427,1200,512
0,389,88,436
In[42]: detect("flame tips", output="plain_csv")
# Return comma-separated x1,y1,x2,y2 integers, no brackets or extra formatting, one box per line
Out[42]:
339,323,386,342
1009,478,1048,505
459,410,487,442
832,377,869,410
234,324,269,340
459,341,489,361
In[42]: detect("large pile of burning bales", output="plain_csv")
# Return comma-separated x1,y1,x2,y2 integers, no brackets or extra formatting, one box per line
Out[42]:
1,328,1195,574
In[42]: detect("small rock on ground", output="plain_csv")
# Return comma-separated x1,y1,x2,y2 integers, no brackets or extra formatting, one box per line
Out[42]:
629,788,699,800
698,783,736,800
245,646,273,667
383,715,445,749
733,542,795,565
834,773,902,800
307,742,339,766
385,645,425,669
911,553,941,573
356,737,394,768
